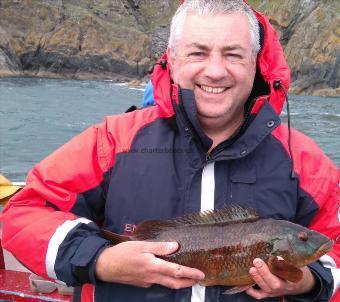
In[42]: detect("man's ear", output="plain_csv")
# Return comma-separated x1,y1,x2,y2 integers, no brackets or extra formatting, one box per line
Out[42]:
166,47,174,69
166,47,175,80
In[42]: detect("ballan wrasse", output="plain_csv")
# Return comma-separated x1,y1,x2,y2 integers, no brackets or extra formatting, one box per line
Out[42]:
102,206,333,294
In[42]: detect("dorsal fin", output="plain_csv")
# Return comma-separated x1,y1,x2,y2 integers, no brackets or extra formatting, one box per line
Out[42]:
171,206,260,226
133,220,177,240
133,206,260,240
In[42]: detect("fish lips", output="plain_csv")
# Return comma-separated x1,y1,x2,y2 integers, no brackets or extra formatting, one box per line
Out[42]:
318,240,333,254
313,240,333,260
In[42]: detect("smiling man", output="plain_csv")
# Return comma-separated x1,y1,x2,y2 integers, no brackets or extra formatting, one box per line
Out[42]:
1,1,339,302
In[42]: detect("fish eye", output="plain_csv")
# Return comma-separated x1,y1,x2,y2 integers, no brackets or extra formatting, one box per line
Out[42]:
298,232,308,241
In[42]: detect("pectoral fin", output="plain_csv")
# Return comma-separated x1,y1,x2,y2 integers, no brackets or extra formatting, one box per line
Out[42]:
268,256,303,283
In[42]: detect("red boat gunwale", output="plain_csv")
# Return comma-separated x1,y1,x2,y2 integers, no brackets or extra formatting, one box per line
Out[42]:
0,239,72,302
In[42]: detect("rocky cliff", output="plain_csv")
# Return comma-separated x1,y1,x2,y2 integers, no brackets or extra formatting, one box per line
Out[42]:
0,0,339,96
0,0,178,82
249,0,340,96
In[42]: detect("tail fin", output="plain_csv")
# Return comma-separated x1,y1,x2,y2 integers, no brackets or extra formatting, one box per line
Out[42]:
101,229,131,245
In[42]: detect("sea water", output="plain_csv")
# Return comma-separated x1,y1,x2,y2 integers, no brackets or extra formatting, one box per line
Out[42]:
0,77,339,182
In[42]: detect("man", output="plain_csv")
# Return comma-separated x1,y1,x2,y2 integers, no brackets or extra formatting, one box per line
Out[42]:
1,1,339,301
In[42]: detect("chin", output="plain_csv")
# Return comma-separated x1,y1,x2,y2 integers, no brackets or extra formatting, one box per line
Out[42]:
198,110,227,120
197,105,230,117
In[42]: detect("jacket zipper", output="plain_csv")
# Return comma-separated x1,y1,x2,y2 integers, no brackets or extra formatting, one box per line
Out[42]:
177,88,210,163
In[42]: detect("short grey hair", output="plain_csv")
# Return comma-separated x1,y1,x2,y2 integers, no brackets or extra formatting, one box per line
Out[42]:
168,0,260,57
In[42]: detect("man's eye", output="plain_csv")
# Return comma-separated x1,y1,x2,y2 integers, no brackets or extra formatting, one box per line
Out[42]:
188,52,205,58
226,53,243,60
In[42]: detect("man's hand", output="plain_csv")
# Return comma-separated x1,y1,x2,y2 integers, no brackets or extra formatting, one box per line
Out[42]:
95,241,205,289
246,258,315,300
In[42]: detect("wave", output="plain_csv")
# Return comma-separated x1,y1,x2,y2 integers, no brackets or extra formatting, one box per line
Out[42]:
113,82,146,91
129,87,145,92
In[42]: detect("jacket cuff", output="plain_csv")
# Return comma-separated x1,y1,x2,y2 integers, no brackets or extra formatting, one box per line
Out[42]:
87,244,111,284
71,235,110,285
285,261,334,302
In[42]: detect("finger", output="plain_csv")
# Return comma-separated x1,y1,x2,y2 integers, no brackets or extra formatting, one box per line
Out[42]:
246,286,269,300
249,261,272,292
252,258,282,290
142,241,179,256
153,257,205,281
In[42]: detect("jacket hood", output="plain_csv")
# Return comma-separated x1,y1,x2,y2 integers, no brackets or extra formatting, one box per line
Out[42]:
151,1,290,118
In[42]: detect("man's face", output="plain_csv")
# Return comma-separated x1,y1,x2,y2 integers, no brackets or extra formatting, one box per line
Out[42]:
168,12,256,128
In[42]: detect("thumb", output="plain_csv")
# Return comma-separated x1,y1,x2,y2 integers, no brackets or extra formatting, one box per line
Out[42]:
143,241,179,256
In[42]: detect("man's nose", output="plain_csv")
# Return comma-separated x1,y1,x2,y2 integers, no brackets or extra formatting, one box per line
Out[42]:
204,54,228,80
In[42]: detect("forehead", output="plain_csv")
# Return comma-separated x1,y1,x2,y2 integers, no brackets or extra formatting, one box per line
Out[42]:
177,12,251,50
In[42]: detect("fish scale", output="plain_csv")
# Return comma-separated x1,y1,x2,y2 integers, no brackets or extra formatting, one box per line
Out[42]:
159,220,276,286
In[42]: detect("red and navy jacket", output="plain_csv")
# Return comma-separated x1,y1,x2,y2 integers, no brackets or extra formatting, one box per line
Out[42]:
1,3,339,302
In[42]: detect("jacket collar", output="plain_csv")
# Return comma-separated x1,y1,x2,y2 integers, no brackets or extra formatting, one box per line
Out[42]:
216,100,280,161
174,88,281,161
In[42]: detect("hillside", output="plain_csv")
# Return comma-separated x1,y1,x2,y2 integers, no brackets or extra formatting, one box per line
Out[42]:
249,0,340,96
0,0,339,96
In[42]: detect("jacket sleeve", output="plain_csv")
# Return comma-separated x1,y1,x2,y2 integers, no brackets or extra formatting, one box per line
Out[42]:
1,119,115,286
306,166,340,302
291,136,339,301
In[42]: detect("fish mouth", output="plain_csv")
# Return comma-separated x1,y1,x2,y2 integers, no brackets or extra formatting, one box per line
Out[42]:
316,240,333,257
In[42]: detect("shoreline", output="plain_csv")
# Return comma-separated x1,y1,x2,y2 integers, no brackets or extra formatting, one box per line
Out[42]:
1,73,339,97
0,72,149,89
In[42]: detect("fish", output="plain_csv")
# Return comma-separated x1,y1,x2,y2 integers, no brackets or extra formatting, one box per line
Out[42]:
101,206,333,293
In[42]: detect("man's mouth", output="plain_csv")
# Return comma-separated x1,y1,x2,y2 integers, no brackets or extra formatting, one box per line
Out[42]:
198,84,229,94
